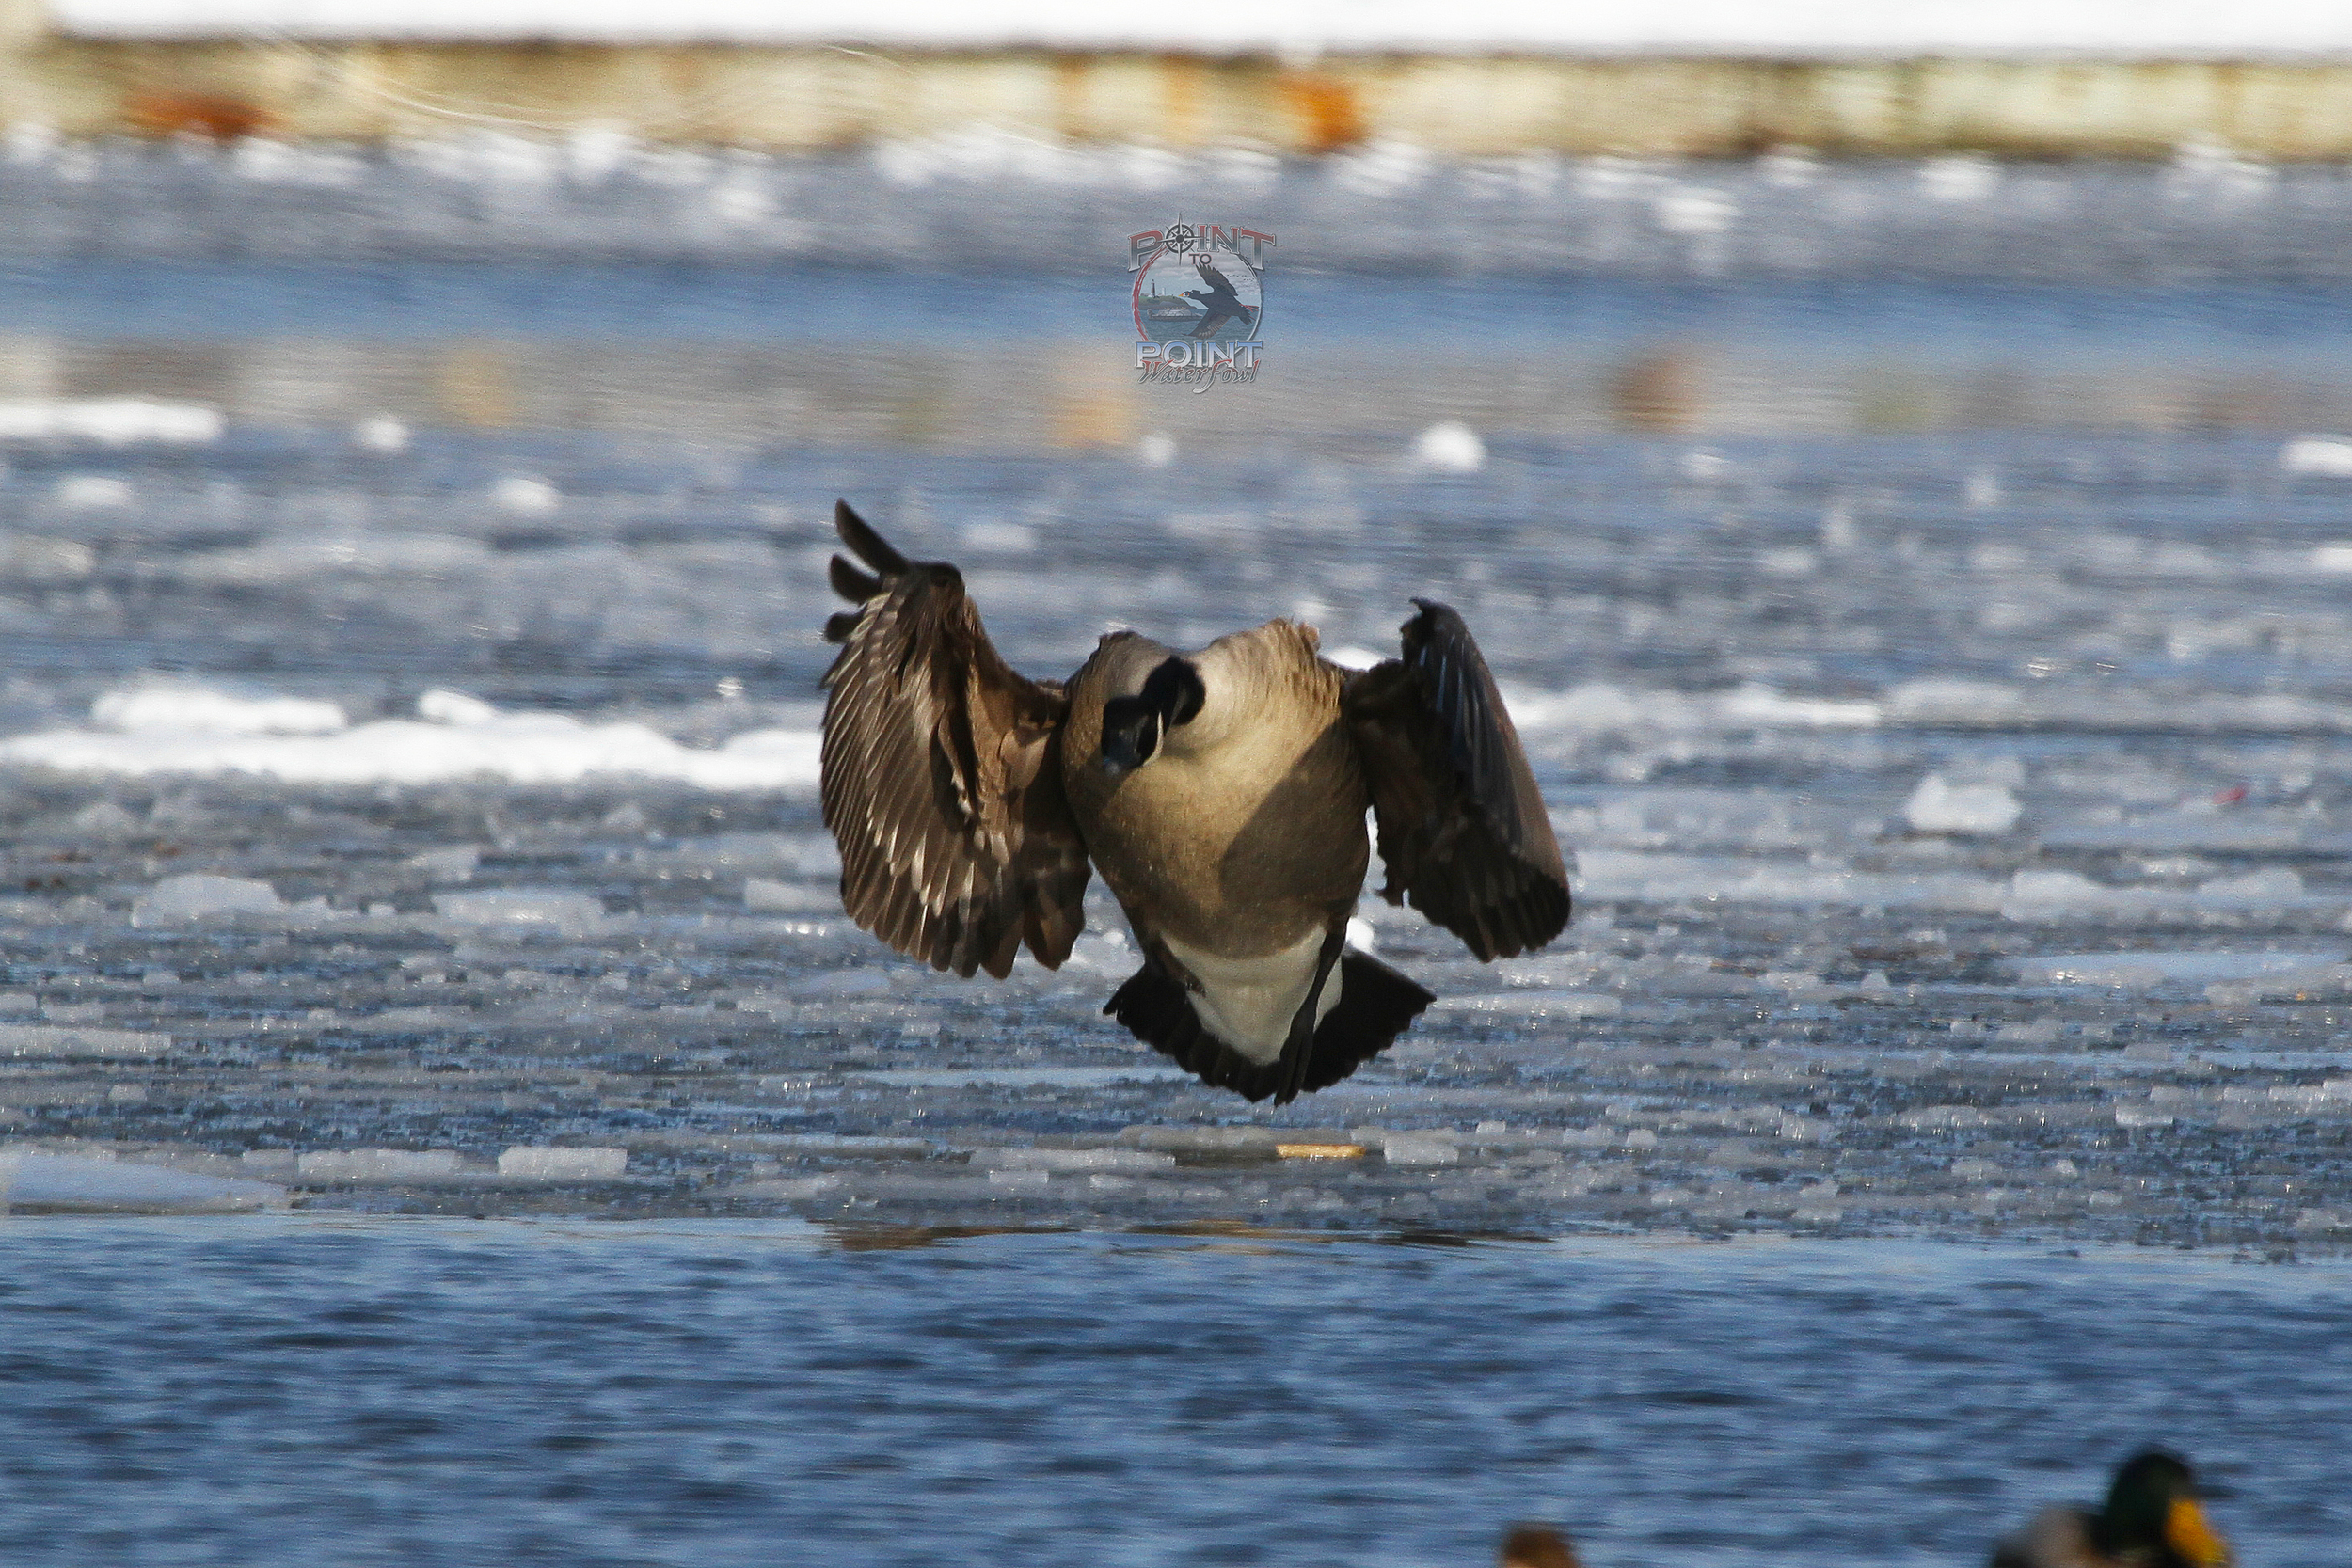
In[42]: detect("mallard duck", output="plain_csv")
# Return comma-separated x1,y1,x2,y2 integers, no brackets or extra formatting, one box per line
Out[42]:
818,499,1570,1102
1499,1523,1581,1568
1989,1449,2233,1568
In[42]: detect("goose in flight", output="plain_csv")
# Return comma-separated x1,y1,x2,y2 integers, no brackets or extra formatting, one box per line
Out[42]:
818,500,1569,1103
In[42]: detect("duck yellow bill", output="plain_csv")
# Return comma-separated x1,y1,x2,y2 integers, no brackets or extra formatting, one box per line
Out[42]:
2166,1498,2231,1568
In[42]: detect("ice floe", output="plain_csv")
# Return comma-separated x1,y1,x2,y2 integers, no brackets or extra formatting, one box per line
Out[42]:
132,874,284,926
0,1150,283,1212
94,679,348,737
0,1022,171,1057
433,889,608,934
0,684,820,790
1505,682,1882,735
1903,772,2024,834
496,1146,629,1179
2010,949,2347,989
2280,436,2352,477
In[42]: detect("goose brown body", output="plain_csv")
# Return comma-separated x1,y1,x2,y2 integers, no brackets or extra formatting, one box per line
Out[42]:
818,499,1571,1103
1063,623,1367,960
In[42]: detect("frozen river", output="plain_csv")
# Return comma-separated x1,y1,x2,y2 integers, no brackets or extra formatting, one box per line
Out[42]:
1,141,2350,1561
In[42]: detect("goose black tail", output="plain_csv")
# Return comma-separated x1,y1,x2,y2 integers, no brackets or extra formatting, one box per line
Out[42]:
1105,950,1434,1105
1308,950,1435,1094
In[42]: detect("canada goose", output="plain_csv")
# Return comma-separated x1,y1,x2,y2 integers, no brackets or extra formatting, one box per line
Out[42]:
1988,1450,2232,1568
1499,1523,1581,1568
818,499,1570,1103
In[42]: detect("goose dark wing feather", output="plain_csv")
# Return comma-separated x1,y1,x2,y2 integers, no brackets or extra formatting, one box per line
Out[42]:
1344,599,1569,961
820,499,1090,979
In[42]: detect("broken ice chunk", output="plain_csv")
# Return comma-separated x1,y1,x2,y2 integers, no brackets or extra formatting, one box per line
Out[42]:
132,874,284,927
405,844,481,882
496,1146,628,1180
968,1148,1174,1173
294,1149,463,1182
0,1022,169,1057
1904,772,2022,834
1430,990,1622,1019
1374,1132,1459,1166
433,889,605,934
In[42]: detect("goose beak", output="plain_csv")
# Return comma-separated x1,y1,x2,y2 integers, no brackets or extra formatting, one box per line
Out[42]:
2166,1498,2231,1568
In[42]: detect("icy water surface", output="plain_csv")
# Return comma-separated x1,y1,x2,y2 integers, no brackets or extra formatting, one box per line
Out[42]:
1,1220,2346,1568
3,148,2350,1564
4,386,2352,1243
0,156,2350,1254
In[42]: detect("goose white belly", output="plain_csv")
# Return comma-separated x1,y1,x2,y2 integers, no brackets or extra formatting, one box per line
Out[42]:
1158,927,1341,1064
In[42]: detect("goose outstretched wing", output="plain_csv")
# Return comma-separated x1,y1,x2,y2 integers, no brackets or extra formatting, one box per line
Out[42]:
1343,599,1569,961
820,499,1089,978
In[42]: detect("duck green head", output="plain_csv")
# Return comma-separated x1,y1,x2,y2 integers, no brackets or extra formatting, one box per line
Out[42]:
2093,1450,2232,1568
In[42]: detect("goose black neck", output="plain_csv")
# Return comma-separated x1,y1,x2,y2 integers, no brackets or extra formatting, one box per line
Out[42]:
1099,657,1205,777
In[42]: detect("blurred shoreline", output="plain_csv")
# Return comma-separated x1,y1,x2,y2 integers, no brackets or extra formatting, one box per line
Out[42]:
7,0,2352,158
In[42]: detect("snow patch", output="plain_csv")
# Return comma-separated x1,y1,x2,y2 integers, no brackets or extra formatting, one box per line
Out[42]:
0,398,221,444
1904,772,2023,834
94,678,347,736
2280,436,2352,477
0,689,821,790
417,689,499,726
353,416,409,452
1410,421,1485,473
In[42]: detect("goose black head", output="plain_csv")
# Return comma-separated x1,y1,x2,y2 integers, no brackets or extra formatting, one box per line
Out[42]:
1098,657,1205,778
